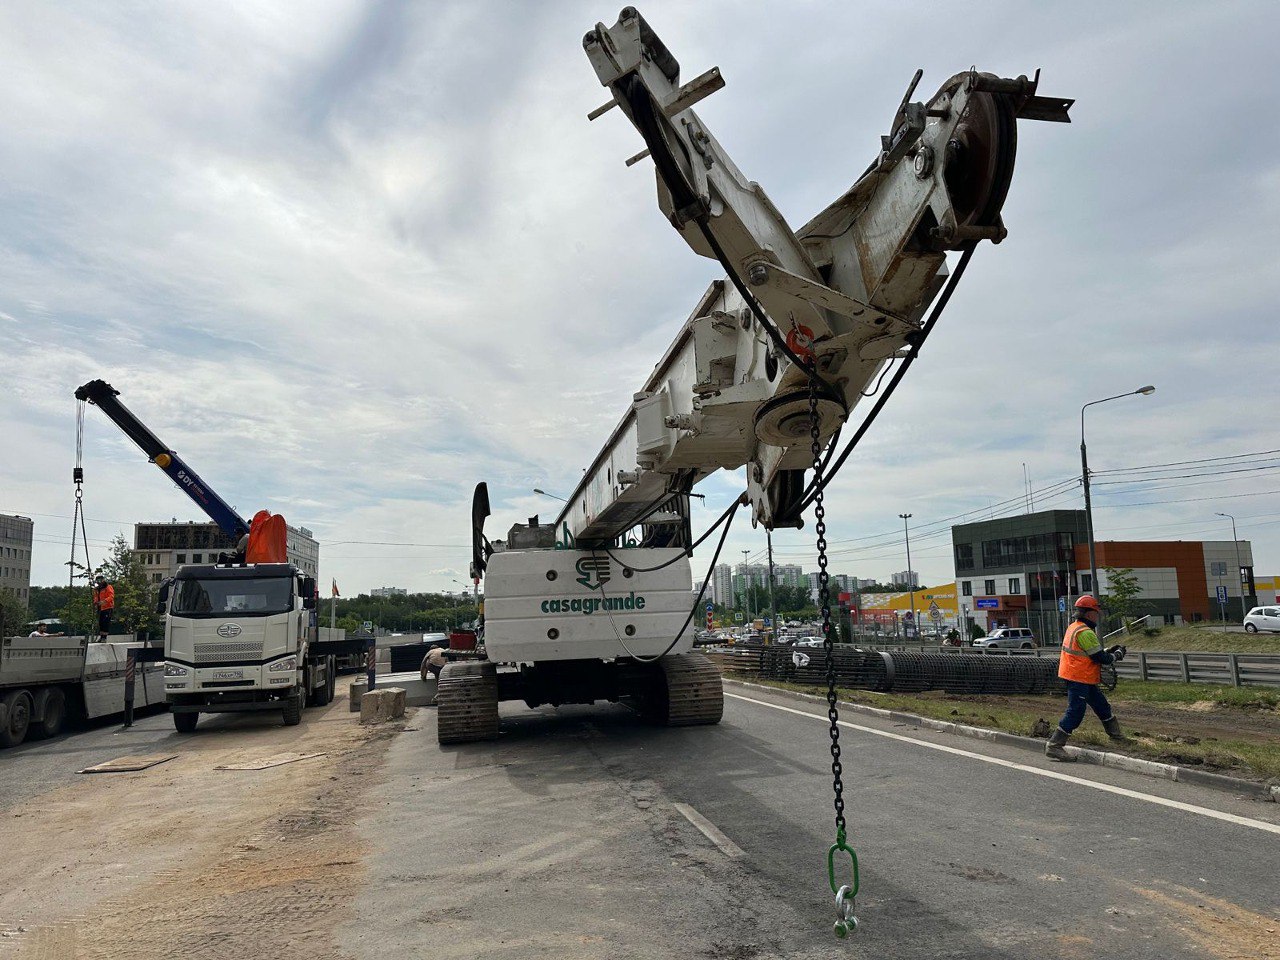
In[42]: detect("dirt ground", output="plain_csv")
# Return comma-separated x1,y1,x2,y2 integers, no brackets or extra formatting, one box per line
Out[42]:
0,680,405,960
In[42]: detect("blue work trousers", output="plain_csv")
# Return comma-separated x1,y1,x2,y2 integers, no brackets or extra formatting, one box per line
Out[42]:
1058,680,1113,734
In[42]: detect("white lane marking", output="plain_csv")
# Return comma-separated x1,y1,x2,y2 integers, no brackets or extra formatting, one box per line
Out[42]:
673,802,745,859
726,693,1280,837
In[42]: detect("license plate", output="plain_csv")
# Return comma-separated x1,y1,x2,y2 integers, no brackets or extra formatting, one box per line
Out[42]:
212,670,244,680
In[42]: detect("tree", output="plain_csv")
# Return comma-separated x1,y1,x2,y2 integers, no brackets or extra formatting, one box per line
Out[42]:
28,585,71,621
1100,566,1142,631
59,534,161,639
0,589,29,638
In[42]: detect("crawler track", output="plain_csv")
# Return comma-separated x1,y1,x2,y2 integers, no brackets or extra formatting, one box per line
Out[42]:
436,661,500,744
653,651,724,726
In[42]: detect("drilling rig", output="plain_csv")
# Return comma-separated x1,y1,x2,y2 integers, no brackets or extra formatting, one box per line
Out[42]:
439,7,1071,744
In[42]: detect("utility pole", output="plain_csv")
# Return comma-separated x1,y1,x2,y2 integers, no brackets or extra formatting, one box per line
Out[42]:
899,513,914,639
766,529,779,643
1215,512,1246,621
740,549,752,622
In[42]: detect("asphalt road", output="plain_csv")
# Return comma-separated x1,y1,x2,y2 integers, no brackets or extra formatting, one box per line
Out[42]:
345,682,1280,960
0,704,297,808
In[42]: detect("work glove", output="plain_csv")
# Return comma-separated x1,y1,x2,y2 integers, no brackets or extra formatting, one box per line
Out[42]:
1107,644,1127,662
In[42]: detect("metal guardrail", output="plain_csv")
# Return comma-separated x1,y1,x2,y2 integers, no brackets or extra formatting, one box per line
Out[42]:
707,643,1280,689
1114,651,1280,688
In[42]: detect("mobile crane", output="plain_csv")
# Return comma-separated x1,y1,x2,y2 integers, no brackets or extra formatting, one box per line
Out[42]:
74,379,358,731
438,8,1072,746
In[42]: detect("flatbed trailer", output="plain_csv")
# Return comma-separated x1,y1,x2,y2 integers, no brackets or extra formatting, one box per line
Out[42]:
0,635,165,747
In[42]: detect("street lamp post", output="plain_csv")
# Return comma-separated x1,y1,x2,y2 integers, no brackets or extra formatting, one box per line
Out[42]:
1215,512,1246,621
899,513,914,639
1080,385,1155,601
741,549,752,623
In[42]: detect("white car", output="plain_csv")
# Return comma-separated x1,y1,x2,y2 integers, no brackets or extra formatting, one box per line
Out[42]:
1244,606,1280,633
973,627,1037,649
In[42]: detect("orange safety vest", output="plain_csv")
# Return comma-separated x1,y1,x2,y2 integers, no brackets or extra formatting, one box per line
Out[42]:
93,584,115,611
1058,620,1100,685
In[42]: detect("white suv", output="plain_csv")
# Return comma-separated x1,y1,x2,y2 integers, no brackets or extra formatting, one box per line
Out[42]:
974,627,1037,649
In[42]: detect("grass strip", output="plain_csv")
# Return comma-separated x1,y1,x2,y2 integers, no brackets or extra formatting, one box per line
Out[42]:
746,678,1280,782
1120,627,1280,653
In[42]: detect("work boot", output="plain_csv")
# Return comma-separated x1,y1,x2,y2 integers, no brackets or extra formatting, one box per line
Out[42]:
1102,716,1128,742
1045,727,1076,762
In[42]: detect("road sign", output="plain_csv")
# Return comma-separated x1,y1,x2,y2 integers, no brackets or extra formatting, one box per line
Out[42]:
734,611,744,622
763,617,772,627
928,601,942,621
975,598,999,610
705,602,714,611
1058,597,1067,613
1216,585,1228,603
361,620,373,631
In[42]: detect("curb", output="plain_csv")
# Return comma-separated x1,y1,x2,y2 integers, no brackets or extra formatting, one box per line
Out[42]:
725,679,1277,802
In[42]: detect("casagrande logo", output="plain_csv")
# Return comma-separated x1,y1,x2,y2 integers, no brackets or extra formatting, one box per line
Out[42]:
539,556,647,615
575,556,611,590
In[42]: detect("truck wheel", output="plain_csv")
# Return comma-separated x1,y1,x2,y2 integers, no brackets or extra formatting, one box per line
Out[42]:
312,657,334,706
282,689,303,726
0,689,33,747
304,663,319,707
324,657,336,704
173,711,199,733
32,688,67,739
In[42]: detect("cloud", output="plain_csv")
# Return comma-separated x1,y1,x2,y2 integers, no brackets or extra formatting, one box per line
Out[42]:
2,1,1277,595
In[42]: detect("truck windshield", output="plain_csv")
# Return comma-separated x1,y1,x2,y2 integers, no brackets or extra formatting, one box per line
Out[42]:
171,577,293,618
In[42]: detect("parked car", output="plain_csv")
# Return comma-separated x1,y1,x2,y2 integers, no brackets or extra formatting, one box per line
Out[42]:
973,627,1037,649
794,636,825,648
1244,607,1280,633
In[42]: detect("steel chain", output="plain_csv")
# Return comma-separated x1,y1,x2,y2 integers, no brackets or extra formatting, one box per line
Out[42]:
809,374,845,839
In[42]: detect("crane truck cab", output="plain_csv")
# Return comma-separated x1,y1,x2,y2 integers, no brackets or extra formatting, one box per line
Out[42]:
157,563,336,732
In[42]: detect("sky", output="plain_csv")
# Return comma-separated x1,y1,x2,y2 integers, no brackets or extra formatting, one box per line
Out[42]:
2,1,1278,597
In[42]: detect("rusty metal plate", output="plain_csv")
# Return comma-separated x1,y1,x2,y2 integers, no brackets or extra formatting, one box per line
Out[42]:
78,754,177,774
214,752,325,771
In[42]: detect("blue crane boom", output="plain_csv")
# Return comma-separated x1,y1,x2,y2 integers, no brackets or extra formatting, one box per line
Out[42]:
74,379,251,543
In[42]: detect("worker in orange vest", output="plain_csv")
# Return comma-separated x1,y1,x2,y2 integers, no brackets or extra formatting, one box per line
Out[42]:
92,576,116,642
1045,594,1128,761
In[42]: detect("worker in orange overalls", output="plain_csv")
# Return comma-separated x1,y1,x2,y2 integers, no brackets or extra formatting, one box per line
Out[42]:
1045,594,1128,761
92,576,115,642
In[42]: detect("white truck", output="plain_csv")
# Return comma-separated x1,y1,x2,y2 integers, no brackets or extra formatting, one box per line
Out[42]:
0,633,165,747
436,10,1070,744
157,562,344,732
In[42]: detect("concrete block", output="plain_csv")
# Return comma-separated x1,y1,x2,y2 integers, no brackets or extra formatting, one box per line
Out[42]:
349,680,367,712
360,687,406,724
386,686,406,718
